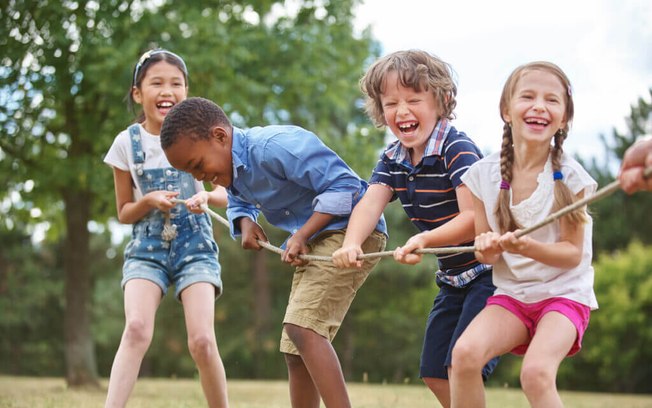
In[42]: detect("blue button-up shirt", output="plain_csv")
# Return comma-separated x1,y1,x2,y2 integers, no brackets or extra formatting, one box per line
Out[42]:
226,125,387,245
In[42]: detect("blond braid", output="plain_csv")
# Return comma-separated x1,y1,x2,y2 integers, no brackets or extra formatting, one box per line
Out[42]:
551,130,588,226
495,124,522,233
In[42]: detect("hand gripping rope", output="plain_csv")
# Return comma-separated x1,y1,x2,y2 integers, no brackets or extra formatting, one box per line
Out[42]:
175,166,651,264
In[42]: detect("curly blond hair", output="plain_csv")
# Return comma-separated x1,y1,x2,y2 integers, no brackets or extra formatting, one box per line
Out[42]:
360,49,457,127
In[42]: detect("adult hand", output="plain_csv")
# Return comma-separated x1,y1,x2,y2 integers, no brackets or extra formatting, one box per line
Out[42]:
619,136,652,194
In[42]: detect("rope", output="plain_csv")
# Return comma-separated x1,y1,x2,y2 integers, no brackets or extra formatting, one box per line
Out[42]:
173,165,651,263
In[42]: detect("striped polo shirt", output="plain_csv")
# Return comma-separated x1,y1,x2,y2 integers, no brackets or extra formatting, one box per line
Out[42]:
370,119,491,287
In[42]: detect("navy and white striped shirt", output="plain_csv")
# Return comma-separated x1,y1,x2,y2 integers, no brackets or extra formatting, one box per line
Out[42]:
370,119,490,287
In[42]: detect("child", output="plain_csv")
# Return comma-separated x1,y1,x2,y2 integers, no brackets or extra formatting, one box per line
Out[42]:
160,97,387,408
619,135,652,193
451,61,598,408
103,49,229,408
331,49,498,408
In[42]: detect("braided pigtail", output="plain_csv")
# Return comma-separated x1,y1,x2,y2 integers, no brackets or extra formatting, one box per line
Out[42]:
551,129,588,226
494,123,522,233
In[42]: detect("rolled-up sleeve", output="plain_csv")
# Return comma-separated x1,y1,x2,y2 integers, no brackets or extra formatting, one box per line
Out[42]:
312,191,353,216
263,129,362,216
226,194,260,238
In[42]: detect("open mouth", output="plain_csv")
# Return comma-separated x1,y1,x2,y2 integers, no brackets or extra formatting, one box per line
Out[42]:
398,121,419,133
157,101,174,112
524,117,549,127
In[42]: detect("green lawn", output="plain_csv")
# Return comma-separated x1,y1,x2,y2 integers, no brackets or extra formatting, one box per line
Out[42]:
1,376,652,407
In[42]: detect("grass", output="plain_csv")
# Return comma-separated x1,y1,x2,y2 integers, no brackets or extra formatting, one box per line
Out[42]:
1,376,652,407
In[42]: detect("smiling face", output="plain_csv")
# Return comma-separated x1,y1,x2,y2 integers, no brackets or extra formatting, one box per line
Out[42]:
164,127,234,188
502,69,568,147
132,60,188,135
380,70,441,163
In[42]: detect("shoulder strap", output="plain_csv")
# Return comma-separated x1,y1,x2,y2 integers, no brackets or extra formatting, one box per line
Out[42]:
128,124,145,176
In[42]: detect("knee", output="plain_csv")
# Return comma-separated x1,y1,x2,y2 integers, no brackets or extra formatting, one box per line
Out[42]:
520,361,556,396
451,338,484,374
123,318,153,349
423,377,449,395
188,333,217,363
284,324,309,351
284,352,304,369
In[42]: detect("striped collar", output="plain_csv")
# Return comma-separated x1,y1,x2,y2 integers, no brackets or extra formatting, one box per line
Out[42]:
384,119,451,165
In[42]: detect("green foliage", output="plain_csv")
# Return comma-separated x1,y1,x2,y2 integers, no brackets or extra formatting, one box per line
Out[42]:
3,0,651,394
0,228,64,375
583,89,652,254
560,241,652,393
1,0,380,385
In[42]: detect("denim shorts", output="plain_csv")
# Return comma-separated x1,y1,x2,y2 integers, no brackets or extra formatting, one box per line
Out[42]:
280,229,386,355
420,270,498,380
122,211,222,300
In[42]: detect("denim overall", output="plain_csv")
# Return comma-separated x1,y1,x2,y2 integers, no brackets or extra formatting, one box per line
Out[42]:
121,124,222,299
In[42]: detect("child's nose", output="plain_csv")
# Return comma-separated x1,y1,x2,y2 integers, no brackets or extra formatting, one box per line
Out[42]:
396,101,409,115
532,98,545,111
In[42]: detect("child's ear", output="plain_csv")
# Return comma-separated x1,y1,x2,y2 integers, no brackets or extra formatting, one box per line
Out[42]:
210,125,229,144
501,108,511,124
132,86,142,104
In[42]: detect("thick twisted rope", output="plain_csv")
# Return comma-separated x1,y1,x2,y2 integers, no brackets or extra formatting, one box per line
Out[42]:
174,165,651,263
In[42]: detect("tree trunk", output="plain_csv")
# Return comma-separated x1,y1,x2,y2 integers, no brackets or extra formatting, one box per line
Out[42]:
63,189,99,388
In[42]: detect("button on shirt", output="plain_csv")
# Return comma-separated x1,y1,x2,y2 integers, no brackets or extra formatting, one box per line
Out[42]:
226,125,387,244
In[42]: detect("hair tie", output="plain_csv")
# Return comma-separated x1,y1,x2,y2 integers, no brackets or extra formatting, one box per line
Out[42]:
500,180,511,190
553,171,563,181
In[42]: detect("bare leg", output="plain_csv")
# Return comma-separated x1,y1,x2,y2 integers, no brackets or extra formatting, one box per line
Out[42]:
520,312,576,408
285,353,321,408
450,305,528,408
423,377,450,408
105,279,162,408
284,323,351,408
181,282,229,408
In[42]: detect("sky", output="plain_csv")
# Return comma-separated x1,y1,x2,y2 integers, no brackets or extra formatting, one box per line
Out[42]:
352,0,652,161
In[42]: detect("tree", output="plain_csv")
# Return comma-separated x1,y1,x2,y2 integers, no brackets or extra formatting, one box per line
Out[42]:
583,89,652,254
1,0,380,386
558,241,652,393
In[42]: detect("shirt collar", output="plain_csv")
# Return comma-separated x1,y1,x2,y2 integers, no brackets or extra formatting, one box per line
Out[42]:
384,119,451,164
231,127,247,179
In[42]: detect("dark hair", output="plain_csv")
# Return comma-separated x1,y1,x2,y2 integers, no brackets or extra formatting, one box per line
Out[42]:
360,49,457,127
127,48,189,122
160,97,232,150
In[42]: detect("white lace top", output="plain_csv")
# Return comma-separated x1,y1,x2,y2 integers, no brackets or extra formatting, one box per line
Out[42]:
462,152,599,309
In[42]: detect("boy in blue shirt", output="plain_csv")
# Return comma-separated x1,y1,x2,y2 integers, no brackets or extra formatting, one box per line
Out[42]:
161,96,387,408
332,50,498,408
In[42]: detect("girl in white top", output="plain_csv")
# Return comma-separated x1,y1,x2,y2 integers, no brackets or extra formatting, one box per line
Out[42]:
103,49,229,408
450,62,598,408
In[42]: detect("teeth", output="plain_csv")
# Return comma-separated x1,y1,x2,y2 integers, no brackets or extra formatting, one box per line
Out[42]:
158,101,173,108
398,122,418,130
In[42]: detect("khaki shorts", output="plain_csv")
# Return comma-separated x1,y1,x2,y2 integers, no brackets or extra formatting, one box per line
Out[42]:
280,229,386,355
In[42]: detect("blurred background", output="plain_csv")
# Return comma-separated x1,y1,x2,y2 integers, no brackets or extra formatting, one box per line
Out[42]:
1,0,651,394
